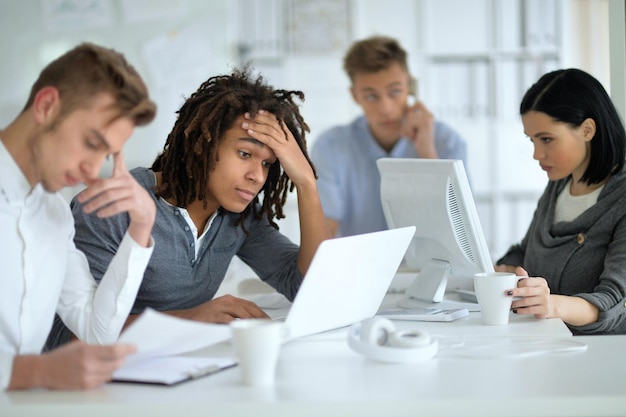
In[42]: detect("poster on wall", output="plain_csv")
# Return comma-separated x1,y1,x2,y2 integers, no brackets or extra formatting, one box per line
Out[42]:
286,0,351,55
41,0,114,32
119,0,190,24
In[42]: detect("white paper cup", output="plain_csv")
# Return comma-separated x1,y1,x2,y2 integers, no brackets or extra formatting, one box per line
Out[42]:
230,319,284,387
473,272,518,325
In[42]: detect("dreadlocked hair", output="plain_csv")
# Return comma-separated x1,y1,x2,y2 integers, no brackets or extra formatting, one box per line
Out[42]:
151,67,314,231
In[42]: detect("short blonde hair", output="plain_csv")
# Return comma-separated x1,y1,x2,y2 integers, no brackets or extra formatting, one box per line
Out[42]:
343,35,409,83
23,42,156,127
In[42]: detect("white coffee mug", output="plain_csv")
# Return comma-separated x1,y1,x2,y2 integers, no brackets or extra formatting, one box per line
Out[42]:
473,272,518,325
230,319,284,387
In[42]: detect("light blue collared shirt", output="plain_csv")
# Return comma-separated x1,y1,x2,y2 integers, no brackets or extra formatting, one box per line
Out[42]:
310,115,467,237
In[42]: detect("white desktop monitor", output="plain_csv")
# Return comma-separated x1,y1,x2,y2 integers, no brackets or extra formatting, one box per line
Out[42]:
377,158,494,303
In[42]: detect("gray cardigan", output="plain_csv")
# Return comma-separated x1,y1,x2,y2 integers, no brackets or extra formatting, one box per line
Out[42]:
45,167,303,349
497,167,626,335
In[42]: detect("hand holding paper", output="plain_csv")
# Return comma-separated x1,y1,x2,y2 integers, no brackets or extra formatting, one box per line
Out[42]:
113,308,236,385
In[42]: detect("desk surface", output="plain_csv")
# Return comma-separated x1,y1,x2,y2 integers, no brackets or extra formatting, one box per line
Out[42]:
378,293,573,338
3,311,625,417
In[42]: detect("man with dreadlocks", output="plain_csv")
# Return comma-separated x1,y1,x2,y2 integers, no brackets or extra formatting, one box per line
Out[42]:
46,68,331,349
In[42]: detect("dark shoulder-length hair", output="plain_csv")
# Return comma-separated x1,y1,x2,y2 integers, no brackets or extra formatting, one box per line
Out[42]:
520,68,626,185
151,67,313,230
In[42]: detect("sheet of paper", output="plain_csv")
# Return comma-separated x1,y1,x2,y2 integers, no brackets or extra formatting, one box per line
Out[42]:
118,308,232,365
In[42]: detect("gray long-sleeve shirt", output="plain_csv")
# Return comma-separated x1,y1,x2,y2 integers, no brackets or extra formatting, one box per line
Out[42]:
497,167,626,335
46,167,303,349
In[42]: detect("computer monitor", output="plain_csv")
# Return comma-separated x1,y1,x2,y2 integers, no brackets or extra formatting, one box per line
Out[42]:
377,158,494,304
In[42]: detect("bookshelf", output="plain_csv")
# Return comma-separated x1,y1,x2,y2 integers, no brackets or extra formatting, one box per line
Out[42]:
414,0,563,259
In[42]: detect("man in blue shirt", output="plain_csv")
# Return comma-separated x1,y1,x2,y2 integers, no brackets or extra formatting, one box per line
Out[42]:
311,35,467,237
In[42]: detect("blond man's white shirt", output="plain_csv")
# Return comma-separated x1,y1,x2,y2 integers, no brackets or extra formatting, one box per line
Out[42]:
0,140,153,390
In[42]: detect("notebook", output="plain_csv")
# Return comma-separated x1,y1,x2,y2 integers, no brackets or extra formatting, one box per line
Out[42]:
112,308,236,386
274,226,415,342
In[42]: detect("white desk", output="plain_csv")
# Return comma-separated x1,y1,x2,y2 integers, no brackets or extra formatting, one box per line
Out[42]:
378,293,573,339
2,311,625,417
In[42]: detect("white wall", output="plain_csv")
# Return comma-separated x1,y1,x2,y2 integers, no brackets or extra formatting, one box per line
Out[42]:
0,0,237,170
0,0,618,289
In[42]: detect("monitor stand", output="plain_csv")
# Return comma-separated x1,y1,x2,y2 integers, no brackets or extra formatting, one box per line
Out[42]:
396,261,481,312
402,258,450,303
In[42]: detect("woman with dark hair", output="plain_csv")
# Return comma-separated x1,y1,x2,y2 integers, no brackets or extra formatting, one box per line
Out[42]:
46,68,331,349
496,68,626,335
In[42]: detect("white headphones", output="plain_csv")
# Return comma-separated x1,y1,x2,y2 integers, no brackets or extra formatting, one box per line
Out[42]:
348,317,438,363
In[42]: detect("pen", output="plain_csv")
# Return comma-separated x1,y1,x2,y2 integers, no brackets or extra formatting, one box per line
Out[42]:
188,365,222,379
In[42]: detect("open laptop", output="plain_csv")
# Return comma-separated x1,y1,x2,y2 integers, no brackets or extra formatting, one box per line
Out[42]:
270,226,415,342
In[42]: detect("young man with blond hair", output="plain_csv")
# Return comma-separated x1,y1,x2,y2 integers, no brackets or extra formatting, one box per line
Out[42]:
0,42,157,390
311,35,467,237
